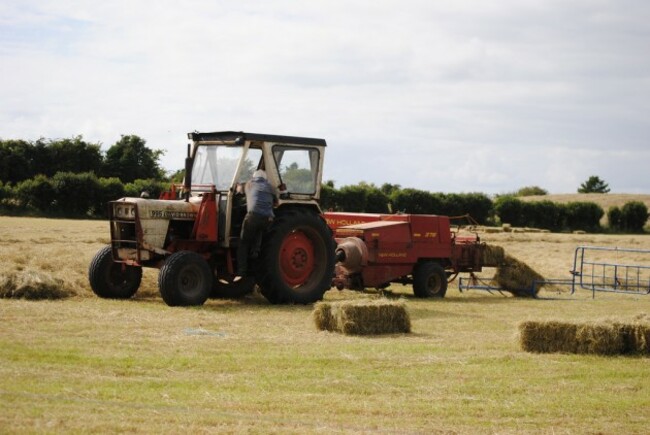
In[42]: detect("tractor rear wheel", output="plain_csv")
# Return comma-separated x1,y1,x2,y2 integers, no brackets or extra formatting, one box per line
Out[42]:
413,261,448,298
89,245,142,299
158,251,212,306
257,209,335,304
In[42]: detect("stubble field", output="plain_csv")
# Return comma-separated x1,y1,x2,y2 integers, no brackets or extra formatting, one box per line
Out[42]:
1,216,649,434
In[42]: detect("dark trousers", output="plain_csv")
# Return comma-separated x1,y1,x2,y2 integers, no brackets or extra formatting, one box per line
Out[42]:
237,212,272,276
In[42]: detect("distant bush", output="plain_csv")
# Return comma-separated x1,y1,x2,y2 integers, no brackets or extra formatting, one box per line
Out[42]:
494,196,527,227
527,200,564,231
124,179,169,199
564,202,604,232
495,197,603,232
15,175,55,211
50,172,101,216
516,186,548,196
391,188,442,215
320,183,338,211
607,206,623,231
95,177,126,217
621,201,649,233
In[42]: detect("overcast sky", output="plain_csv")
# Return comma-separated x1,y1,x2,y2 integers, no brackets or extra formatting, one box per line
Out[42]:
1,1,649,193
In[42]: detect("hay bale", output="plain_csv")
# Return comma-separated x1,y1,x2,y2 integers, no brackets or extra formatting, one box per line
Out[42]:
313,302,335,331
482,244,505,267
492,254,545,297
502,223,512,232
519,321,578,353
0,270,72,300
313,299,411,335
621,322,650,355
575,323,624,355
519,319,650,356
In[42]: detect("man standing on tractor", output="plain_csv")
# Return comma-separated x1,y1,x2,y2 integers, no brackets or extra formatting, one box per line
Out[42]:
234,169,278,282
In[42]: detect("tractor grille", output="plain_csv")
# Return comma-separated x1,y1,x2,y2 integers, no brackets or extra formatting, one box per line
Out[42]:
109,201,139,260
111,219,137,248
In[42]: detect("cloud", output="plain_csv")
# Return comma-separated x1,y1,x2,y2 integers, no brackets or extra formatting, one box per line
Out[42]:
1,0,649,193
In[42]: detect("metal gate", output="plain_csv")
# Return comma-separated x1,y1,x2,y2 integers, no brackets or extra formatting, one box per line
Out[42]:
459,245,650,298
571,246,650,297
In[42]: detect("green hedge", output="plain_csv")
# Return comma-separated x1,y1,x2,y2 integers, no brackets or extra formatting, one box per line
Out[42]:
608,201,649,233
494,196,605,232
4,172,169,218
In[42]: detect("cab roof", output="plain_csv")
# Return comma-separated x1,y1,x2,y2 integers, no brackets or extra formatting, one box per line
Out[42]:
187,131,327,147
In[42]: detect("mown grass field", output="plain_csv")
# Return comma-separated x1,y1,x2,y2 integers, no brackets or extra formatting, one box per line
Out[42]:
1,216,649,433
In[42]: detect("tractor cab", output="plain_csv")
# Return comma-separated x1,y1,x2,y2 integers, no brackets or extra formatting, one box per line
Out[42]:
185,132,327,248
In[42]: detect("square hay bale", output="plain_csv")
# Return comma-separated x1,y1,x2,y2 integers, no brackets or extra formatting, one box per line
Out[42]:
313,302,335,332
313,299,411,335
623,322,650,355
519,321,578,354
575,323,624,355
519,319,650,356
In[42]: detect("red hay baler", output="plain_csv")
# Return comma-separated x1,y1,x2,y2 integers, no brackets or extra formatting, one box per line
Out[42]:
324,212,486,298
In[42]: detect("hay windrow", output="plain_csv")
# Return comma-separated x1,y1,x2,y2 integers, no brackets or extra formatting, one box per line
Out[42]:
0,270,73,300
519,318,650,356
313,299,411,335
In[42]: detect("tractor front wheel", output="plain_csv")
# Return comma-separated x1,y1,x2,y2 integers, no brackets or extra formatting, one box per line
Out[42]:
257,209,335,304
413,261,448,298
158,251,212,306
88,245,142,299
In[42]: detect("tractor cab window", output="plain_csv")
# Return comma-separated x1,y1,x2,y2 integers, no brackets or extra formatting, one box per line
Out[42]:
191,145,240,191
272,146,319,195
191,145,263,192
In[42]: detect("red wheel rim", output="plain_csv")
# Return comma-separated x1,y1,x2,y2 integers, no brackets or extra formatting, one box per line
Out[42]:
279,230,315,286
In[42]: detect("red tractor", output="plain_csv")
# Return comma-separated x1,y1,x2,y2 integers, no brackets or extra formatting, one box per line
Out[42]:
89,132,335,306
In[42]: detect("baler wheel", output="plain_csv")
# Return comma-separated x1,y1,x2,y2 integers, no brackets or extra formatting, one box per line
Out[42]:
257,209,335,304
158,251,212,306
413,261,448,298
88,245,142,299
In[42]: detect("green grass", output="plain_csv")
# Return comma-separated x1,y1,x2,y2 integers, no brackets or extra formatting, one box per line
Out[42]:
1,292,649,434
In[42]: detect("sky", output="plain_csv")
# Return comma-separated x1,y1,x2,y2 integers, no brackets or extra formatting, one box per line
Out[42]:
1,0,649,194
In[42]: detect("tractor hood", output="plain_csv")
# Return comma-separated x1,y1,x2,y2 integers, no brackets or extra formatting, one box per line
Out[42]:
110,197,201,261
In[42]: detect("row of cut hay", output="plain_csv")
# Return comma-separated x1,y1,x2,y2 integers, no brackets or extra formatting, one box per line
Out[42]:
0,269,73,300
519,319,650,356
313,299,411,335
477,226,549,234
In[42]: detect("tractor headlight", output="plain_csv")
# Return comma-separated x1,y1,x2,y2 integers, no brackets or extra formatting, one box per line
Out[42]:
114,203,136,220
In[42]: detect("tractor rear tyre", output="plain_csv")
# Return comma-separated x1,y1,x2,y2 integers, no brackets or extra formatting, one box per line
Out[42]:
89,245,142,299
257,209,335,304
413,261,448,298
158,251,212,306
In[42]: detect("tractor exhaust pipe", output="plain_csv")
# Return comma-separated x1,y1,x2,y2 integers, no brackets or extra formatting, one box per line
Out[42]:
184,143,192,201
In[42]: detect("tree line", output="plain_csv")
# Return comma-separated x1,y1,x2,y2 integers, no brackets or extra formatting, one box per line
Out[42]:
322,183,648,233
0,136,647,232
0,135,164,184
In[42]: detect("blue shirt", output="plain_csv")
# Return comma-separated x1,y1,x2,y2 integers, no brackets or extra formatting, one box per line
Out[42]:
245,177,276,217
